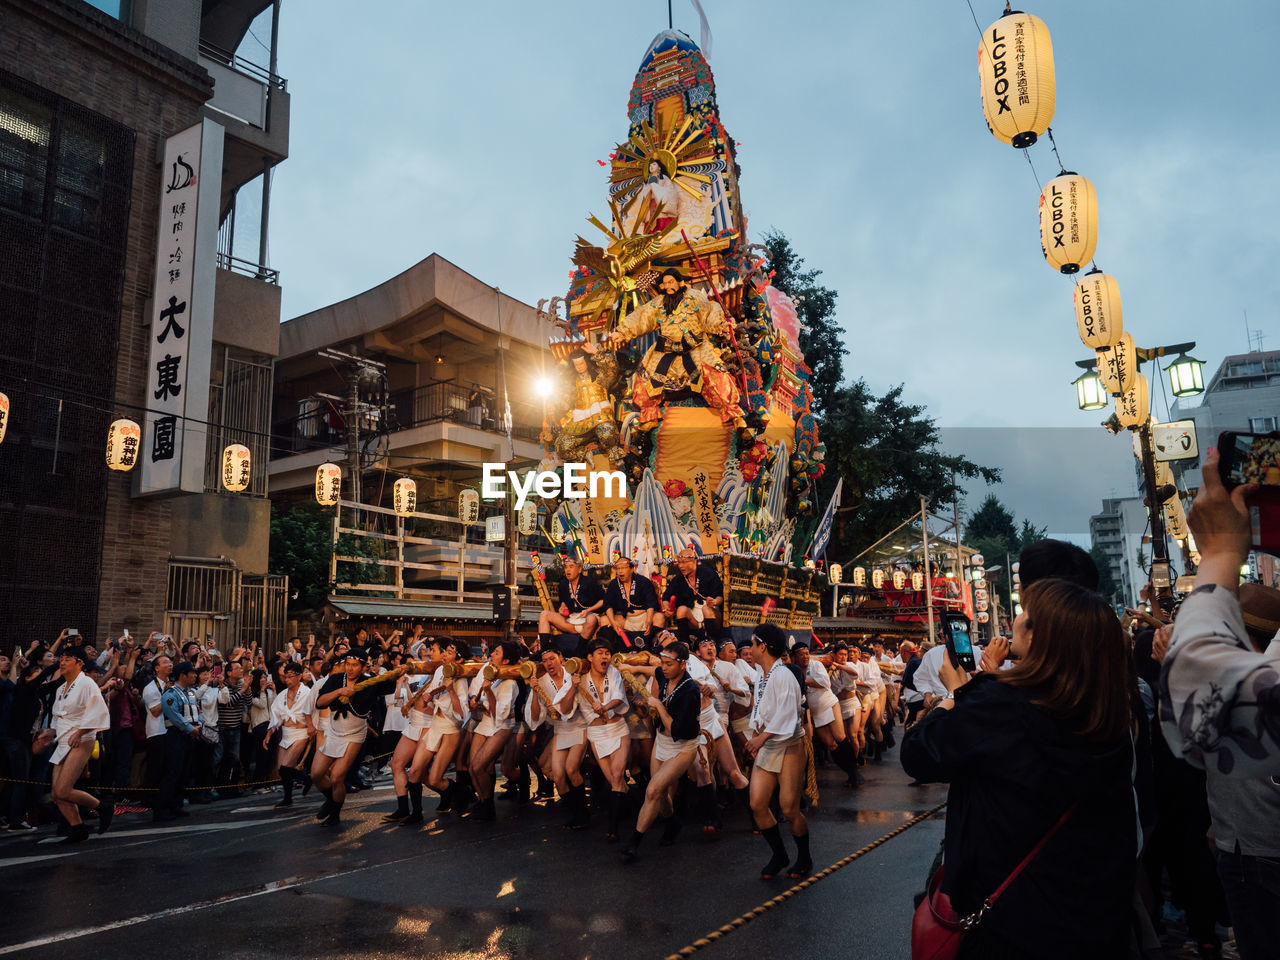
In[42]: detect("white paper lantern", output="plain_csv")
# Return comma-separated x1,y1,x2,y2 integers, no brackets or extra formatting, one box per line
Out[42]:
852,566,866,587
1164,497,1188,540
1115,372,1150,430
911,571,924,591
972,578,987,590
458,488,480,524
1098,332,1136,397
975,589,989,602
892,570,906,590
1039,172,1098,274
105,418,141,472
971,566,985,580
976,599,989,612
871,569,885,590
0,391,9,444
829,563,843,584
970,554,985,566
393,477,417,516
978,10,1055,148
221,443,251,492
315,462,342,506
518,502,538,536
1073,269,1123,349
977,611,990,624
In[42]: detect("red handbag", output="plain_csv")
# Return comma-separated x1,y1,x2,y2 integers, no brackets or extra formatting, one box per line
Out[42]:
911,803,1077,960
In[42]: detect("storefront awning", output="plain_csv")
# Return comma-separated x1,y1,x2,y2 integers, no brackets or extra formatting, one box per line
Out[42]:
326,596,541,622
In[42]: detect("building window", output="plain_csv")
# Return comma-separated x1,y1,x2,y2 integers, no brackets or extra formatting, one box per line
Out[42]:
1249,416,1278,433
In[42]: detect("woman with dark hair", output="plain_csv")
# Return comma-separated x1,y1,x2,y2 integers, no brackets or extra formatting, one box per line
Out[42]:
245,668,275,787
901,578,1138,960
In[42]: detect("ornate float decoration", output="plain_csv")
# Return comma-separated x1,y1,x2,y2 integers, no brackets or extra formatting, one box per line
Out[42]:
535,30,827,631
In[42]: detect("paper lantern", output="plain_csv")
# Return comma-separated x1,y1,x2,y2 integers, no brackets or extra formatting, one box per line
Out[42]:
1164,497,1188,541
829,563,843,584
315,463,342,506
977,611,990,624
0,391,8,444
911,571,924,591
1116,372,1149,429
1039,172,1097,274
871,569,885,590
1097,332,1136,396
1073,269,1123,349
975,589,989,602
852,566,866,587
978,10,1055,148
458,488,480,524
971,566,985,580
976,599,989,612
892,570,906,590
393,477,417,516
970,554,985,566
105,418,141,472
221,444,251,493
518,502,538,536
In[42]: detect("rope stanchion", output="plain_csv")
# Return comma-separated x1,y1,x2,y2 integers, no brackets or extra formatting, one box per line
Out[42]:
660,801,947,960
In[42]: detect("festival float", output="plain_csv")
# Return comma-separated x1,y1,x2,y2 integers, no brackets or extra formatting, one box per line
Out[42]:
530,30,829,637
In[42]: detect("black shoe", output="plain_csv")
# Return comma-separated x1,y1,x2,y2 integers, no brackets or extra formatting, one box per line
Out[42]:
96,800,114,835
274,797,294,808
620,844,639,863
786,855,813,879
315,799,335,821
399,811,424,826
435,782,454,814
319,811,341,826
63,823,90,844
381,809,408,822
472,798,496,822
658,817,682,847
760,853,789,879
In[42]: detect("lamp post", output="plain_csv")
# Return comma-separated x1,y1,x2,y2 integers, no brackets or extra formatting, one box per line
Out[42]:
1073,340,1205,607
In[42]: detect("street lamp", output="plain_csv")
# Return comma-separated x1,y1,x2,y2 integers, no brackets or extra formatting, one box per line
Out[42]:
1164,352,1205,398
1073,368,1108,410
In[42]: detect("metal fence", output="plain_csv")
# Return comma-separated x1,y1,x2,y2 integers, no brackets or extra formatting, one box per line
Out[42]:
239,573,289,652
164,558,288,654
204,350,273,496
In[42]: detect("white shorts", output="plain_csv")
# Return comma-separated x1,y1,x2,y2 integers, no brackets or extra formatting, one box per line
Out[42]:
839,697,860,720
699,703,726,741
424,713,460,753
860,692,878,712
279,725,309,749
50,734,89,767
320,726,365,759
474,716,515,738
811,703,835,729
587,718,629,758
553,721,586,751
755,730,804,774
729,715,752,735
653,731,698,763
315,713,330,733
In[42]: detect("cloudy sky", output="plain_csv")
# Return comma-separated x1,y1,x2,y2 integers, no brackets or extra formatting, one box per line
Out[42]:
240,0,1280,542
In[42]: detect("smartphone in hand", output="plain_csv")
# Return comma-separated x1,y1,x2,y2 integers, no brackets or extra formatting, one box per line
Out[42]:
1217,431,1280,554
943,612,977,672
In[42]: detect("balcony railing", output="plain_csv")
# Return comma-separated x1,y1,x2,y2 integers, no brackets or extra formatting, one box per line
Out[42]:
271,381,542,460
198,39,287,90
217,252,279,284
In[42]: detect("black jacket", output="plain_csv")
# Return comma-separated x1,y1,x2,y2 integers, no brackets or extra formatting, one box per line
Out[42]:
901,674,1137,959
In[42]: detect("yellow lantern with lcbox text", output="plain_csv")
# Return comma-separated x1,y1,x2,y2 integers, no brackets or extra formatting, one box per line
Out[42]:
0,391,9,444
871,569,885,590
393,477,417,516
221,444,251,493
829,564,843,584
978,11,1055,148
1039,172,1098,275
1098,332,1136,397
1116,372,1150,429
458,488,480,524
1074,269,1123,349
105,418,141,471
315,462,342,506
518,502,538,536
852,566,866,587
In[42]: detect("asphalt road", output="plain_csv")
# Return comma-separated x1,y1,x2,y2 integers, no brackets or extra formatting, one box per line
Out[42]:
0,745,947,959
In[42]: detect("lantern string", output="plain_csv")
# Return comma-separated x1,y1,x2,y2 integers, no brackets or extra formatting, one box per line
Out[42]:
1045,126,1066,173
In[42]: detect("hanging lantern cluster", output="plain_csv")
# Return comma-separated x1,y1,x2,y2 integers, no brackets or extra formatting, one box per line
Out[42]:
105,418,141,471
458,488,480,524
829,563,843,584
978,10,1055,148
852,566,866,587
221,444,251,493
1039,172,1098,275
315,462,342,506
393,477,417,516
1074,269,1123,349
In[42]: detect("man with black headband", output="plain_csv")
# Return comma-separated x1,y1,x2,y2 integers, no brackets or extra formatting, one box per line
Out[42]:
606,268,744,430
664,546,724,642
604,557,661,651
311,648,378,825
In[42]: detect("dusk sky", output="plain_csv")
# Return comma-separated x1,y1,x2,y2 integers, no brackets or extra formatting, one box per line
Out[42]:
239,0,1280,545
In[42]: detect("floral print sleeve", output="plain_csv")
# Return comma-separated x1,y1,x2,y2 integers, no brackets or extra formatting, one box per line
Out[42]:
1159,584,1280,777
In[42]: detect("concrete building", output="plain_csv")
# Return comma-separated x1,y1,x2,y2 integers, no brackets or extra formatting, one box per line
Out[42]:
1,0,289,646
1090,496,1154,607
268,254,555,637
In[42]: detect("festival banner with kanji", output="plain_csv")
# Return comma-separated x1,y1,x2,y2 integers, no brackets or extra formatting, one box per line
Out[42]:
690,467,719,555
581,499,607,565
138,120,222,496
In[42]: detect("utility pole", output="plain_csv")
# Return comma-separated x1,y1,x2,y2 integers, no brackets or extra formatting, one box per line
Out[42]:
318,348,387,511
920,495,935,646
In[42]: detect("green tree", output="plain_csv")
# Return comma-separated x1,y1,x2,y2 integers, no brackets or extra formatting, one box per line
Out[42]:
817,380,1002,559
1017,518,1048,553
966,495,1017,546
763,231,846,418
269,501,380,614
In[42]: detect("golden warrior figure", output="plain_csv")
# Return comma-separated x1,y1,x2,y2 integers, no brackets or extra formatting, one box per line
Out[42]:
607,268,744,430
554,345,624,465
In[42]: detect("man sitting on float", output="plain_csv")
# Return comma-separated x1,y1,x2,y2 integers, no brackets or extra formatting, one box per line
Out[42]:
538,555,605,656
604,557,663,651
663,546,724,642
606,268,745,431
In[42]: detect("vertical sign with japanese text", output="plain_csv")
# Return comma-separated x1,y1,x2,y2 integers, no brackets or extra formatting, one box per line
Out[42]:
138,120,222,496
689,468,719,556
